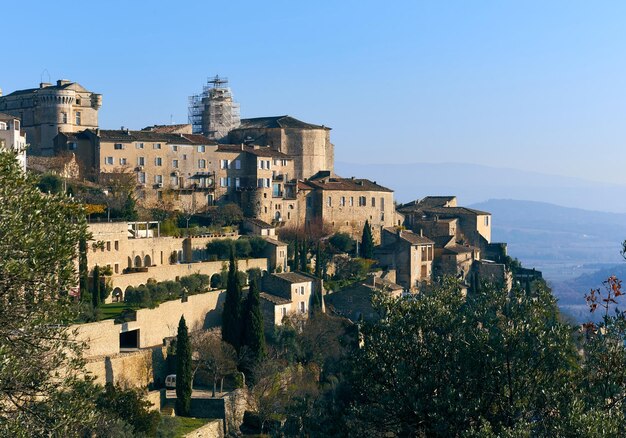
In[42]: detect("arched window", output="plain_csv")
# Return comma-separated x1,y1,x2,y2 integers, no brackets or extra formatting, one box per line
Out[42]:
134,256,142,268
144,254,152,267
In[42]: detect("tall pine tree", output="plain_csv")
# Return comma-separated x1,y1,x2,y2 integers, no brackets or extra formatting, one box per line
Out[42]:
78,237,89,301
91,265,101,308
242,279,266,366
222,249,242,349
300,239,308,272
175,316,192,416
360,220,374,259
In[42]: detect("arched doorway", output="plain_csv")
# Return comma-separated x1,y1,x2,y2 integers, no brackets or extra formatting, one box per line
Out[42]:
144,254,152,267
112,287,123,302
134,256,142,268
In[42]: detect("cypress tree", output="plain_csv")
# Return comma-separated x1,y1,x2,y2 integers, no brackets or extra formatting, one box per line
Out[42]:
242,279,266,366
300,239,308,272
360,220,374,259
78,238,88,301
315,243,322,278
92,265,101,308
222,249,242,349
175,316,192,416
293,237,300,271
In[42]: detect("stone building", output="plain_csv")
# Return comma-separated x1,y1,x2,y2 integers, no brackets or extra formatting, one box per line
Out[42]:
259,272,321,329
55,129,218,210
0,80,101,155
297,173,398,243
431,235,480,280
0,112,26,170
374,227,434,290
397,196,492,249
228,115,334,180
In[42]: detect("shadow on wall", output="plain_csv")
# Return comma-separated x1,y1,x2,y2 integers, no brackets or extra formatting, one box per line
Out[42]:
105,356,114,384
203,290,226,329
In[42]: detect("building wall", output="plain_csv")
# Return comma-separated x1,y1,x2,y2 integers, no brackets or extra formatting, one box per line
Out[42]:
74,288,227,359
0,117,26,169
0,81,101,155
315,189,395,243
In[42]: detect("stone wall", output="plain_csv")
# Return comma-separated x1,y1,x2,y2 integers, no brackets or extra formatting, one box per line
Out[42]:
83,347,169,387
184,420,224,438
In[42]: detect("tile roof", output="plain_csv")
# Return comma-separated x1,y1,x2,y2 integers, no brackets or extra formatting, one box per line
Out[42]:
383,227,434,245
216,144,291,158
305,176,393,193
97,130,214,145
245,217,273,228
142,124,192,133
235,115,331,131
0,112,19,122
422,206,491,216
273,272,314,284
260,292,291,305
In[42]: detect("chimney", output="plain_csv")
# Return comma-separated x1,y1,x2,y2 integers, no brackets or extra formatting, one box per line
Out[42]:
40,82,52,88
420,229,423,237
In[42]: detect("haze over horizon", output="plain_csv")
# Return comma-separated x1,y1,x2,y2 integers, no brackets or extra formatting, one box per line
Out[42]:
3,1,626,187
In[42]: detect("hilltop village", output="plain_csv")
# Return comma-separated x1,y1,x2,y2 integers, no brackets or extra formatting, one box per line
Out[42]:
0,77,543,435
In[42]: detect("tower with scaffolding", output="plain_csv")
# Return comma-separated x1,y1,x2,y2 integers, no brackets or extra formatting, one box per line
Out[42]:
188,75,240,141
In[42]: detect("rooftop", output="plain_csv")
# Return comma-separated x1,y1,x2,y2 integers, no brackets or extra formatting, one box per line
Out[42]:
234,115,331,131
259,292,291,305
272,272,314,284
95,129,216,145
216,144,292,158
305,176,393,193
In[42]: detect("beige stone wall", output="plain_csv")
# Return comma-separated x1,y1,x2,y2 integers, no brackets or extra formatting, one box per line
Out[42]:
83,347,168,388
317,190,395,243
184,419,224,438
107,258,268,296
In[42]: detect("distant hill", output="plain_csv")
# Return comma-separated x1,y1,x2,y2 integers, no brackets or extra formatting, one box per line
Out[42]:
469,199,626,282
335,161,626,213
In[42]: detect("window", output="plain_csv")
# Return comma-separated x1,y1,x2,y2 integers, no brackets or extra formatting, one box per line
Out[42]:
172,145,178,152
170,176,178,186
300,286,305,295
61,112,67,123
381,197,385,211
172,159,179,168
340,196,345,206
266,160,271,169
153,143,161,149
198,145,205,153
359,196,366,206
119,158,127,165
68,142,77,150
155,174,163,184
183,154,187,160
485,216,490,226
138,156,145,166
114,241,119,251
138,172,146,184
155,157,162,166
257,178,271,188
350,197,354,207
221,159,229,169
76,98,81,105
371,197,376,207
114,263,119,274
106,241,111,251
114,143,124,150
235,177,240,188
75,111,81,125
327,196,332,207
136,142,144,149
220,177,228,187
300,302,306,313
104,157,113,165
281,307,287,317
235,160,241,169
259,160,264,169
198,159,206,168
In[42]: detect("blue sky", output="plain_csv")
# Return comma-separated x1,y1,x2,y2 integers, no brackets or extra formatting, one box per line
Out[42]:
4,1,626,184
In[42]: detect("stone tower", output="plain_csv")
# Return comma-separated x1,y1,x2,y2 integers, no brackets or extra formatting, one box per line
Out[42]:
0,79,101,155
188,76,240,142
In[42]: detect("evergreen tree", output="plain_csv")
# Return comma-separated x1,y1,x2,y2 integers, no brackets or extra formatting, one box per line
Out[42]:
78,237,89,301
293,237,300,271
242,279,266,366
315,243,322,278
360,220,374,259
92,265,101,308
300,239,308,272
175,316,192,416
222,249,242,349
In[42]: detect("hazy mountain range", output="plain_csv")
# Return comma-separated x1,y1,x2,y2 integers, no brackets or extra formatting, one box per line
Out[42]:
335,161,626,213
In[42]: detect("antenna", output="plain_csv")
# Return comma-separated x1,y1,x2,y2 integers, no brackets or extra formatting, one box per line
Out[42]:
40,69,51,84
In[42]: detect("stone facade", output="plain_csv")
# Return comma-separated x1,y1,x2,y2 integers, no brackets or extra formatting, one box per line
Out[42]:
259,272,321,329
0,80,101,155
229,116,333,180
0,113,26,169
374,228,434,290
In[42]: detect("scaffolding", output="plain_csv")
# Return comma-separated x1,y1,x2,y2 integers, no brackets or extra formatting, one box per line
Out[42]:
188,75,240,140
